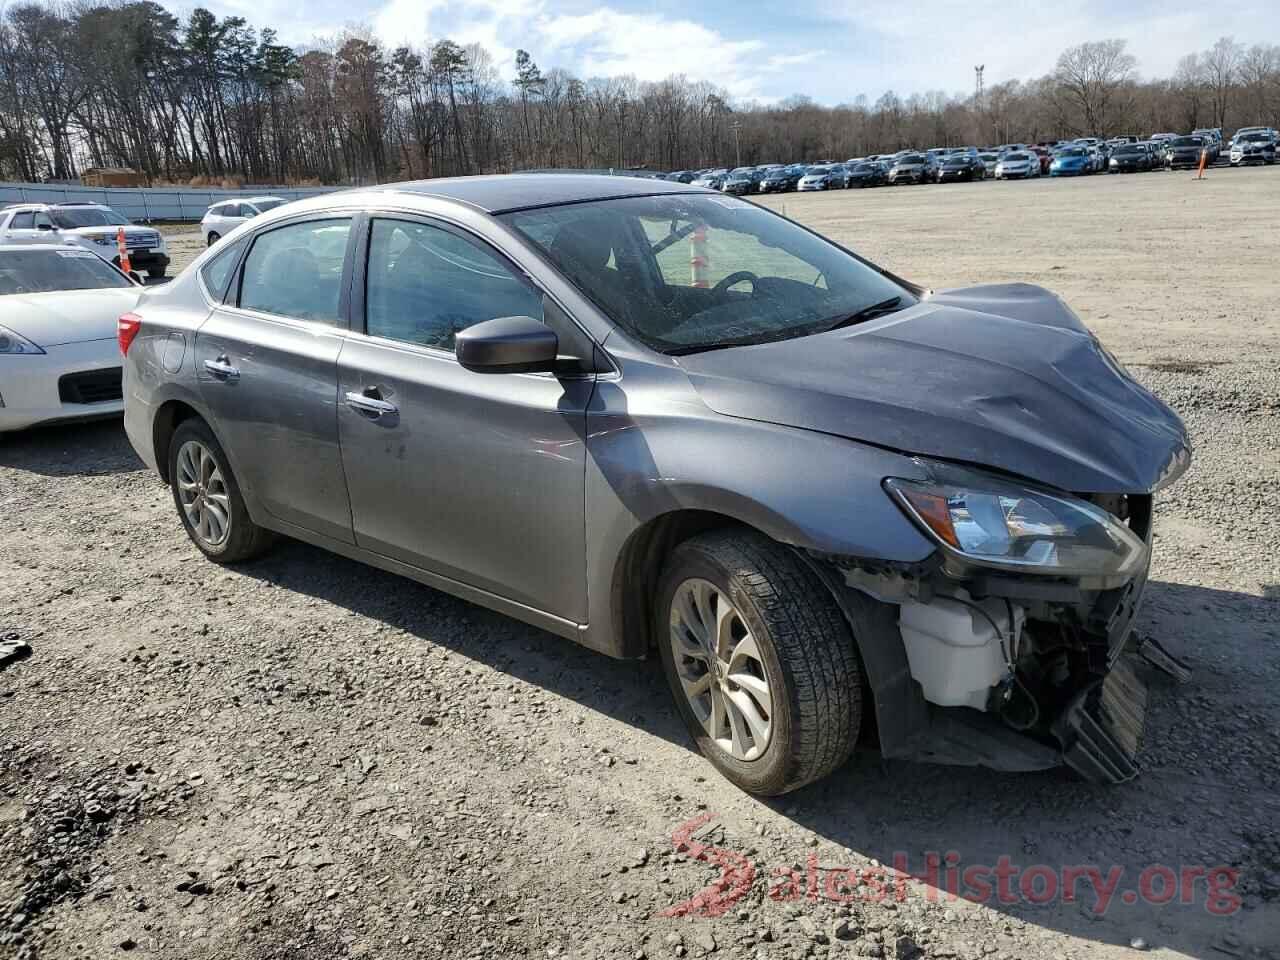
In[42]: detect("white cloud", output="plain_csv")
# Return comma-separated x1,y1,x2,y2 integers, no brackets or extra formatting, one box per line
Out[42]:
372,0,445,49
536,8,779,97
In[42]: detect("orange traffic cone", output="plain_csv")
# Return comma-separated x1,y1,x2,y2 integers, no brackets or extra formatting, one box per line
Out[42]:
116,227,132,273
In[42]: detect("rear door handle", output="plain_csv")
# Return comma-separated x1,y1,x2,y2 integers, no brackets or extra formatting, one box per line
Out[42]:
344,390,398,418
203,356,240,381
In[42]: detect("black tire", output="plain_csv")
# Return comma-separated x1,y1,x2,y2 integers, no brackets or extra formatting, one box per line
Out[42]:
656,529,863,795
147,268,166,280
207,232,220,246
168,418,273,564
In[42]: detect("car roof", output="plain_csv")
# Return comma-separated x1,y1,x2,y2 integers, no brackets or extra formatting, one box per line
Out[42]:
0,243,92,253
2,201,110,211
368,173,704,214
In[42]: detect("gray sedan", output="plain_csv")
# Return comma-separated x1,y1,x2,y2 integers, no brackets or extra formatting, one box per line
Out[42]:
122,175,1190,795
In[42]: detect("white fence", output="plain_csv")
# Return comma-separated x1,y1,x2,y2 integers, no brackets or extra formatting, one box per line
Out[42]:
0,181,344,222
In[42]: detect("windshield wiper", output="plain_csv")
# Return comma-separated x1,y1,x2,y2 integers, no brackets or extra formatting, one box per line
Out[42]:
820,296,905,332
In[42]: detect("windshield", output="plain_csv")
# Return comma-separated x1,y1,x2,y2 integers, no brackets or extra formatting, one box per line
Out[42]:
897,155,924,165
1242,133,1272,142
1057,148,1086,157
1115,146,1143,155
806,166,831,174
48,207,130,229
501,195,915,355
1004,153,1030,161
1173,137,1202,147
0,249,132,294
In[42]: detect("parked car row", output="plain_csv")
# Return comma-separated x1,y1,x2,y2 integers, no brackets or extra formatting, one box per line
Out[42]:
665,125,1277,196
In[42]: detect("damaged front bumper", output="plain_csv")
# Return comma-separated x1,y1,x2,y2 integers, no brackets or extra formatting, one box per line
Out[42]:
809,491,1175,784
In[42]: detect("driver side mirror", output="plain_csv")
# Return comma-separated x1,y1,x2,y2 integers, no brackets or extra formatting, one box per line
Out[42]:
36,223,53,231
455,315,559,375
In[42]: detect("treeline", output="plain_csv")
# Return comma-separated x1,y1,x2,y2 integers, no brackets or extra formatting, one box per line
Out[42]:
2,2,1279,185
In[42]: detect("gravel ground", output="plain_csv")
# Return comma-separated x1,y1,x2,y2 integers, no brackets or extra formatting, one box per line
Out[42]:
3,168,1278,960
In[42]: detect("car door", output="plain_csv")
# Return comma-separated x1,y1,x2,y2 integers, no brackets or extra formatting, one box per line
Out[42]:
194,214,356,544
336,214,591,622
218,204,244,234
1,210,43,244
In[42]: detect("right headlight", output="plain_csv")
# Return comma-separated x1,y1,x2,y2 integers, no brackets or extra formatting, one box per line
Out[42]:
884,464,1147,579
0,324,46,355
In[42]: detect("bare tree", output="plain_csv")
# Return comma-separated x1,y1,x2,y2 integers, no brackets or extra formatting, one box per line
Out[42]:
1053,39,1137,135
1,3,1278,189
1202,36,1244,130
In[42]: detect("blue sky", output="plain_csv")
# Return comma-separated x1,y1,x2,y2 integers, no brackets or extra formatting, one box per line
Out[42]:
203,0,1278,103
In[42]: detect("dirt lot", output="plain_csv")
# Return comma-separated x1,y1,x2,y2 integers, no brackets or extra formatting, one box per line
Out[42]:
3,168,1279,960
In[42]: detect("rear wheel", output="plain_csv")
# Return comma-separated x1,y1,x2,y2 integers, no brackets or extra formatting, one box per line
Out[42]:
206,231,220,246
168,419,273,563
147,267,166,280
656,529,863,795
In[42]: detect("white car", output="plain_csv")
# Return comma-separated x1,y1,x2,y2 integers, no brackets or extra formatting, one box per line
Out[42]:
0,245,142,431
978,152,999,176
0,203,169,279
200,197,289,246
994,152,1040,179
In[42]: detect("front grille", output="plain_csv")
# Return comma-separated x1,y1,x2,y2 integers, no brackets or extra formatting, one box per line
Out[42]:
125,232,160,249
58,368,122,404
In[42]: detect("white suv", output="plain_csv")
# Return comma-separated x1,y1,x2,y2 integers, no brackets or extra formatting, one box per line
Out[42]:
200,197,288,246
0,202,169,278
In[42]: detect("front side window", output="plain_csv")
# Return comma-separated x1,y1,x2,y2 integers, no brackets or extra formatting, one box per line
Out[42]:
364,218,543,351
0,249,132,295
239,218,351,324
502,194,915,355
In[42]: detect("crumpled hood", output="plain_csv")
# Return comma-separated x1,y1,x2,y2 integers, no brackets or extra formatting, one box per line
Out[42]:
676,283,1190,494
0,287,141,347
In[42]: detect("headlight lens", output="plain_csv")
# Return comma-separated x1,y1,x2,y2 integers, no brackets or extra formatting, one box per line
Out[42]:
884,467,1146,578
0,324,46,355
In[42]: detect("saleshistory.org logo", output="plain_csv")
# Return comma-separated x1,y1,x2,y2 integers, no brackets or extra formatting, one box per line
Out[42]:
658,814,1242,920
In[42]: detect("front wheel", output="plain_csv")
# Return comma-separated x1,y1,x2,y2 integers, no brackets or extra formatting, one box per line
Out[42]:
656,529,863,795
168,418,273,563
147,268,166,280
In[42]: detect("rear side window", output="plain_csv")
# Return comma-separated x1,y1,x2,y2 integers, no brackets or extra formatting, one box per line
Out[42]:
199,235,248,302
239,218,351,325
364,218,542,351
9,212,34,229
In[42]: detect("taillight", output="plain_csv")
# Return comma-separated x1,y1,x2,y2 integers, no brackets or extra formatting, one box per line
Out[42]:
118,312,142,356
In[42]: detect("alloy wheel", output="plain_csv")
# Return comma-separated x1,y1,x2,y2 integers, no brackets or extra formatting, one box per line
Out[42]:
176,439,231,548
668,578,773,761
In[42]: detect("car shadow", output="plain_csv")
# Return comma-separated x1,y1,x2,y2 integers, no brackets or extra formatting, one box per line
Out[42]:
237,536,693,751
0,418,141,476
237,547,1277,956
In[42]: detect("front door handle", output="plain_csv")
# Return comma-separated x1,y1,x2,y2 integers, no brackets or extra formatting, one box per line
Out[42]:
203,356,240,381
344,390,398,418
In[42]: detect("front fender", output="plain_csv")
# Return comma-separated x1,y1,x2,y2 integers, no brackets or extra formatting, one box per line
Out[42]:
581,372,935,656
